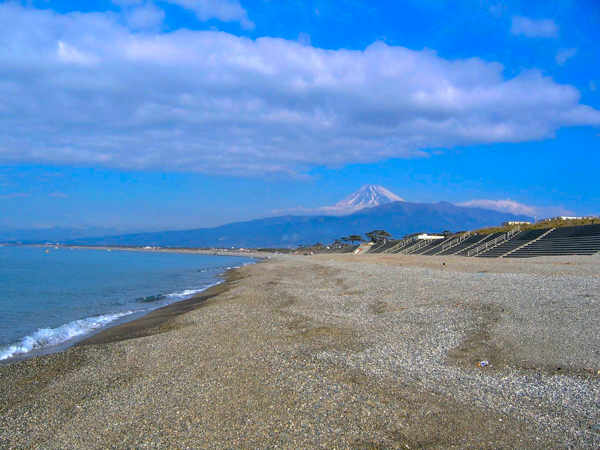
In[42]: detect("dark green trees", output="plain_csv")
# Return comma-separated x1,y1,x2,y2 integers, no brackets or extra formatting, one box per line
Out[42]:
365,230,392,243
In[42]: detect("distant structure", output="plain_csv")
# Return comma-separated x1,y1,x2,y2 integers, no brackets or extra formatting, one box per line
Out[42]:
540,216,586,223
416,233,445,240
502,220,532,226
321,222,600,258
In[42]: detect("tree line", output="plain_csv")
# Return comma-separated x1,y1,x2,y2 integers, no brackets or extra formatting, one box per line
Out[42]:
300,229,393,250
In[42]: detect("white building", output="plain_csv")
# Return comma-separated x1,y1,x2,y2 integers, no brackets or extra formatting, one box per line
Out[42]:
502,221,532,226
540,216,586,223
417,233,445,240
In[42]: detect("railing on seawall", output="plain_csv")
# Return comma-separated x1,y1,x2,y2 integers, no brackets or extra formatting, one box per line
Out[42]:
402,239,430,254
440,231,471,253
501,227,556,258
383,237,413,254
422,235,456,255
467,226,521,257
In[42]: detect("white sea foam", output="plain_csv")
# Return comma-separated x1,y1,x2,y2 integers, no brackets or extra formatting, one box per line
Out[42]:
0,280,228,361
0,311,133,361
167,288,206,298
162,282,222,304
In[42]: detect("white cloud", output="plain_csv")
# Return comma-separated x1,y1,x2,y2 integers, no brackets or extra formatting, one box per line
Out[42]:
556,48,577,66
57,41,100,66
0,4,599,178
164,0,254,29
456,199,572,218
510,16,559,38
112,0,251,29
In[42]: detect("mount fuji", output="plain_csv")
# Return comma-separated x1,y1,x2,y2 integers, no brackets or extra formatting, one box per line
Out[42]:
329,185,404,214
275,184,405,216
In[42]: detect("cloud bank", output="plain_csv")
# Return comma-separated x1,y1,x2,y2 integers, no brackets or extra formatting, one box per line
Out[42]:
1,4,599,177
456,199,571,218
111,0,252,29
163,0,254,30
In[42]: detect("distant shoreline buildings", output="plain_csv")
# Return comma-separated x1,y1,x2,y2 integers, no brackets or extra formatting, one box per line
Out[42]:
501,220,532,226
539,216,592,223
503,216,595,227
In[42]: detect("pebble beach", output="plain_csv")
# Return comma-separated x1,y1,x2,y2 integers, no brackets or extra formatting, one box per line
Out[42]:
1,253,599,449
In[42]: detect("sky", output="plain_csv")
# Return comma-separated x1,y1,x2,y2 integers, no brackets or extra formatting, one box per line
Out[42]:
0,0,599,230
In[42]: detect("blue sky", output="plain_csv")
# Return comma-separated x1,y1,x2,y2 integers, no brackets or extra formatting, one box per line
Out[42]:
1,0,599,230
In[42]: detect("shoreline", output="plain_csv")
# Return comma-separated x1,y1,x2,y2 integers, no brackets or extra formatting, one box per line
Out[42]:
0,242,268,259
75,268,242,348
0,251,259,364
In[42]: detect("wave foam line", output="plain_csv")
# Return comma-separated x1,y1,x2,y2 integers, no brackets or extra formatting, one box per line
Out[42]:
0,280,227,361
0,311,133,361
160,282,223,305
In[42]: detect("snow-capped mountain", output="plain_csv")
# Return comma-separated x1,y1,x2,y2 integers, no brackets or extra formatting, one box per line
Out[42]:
332,185,405,212
270,184,405,216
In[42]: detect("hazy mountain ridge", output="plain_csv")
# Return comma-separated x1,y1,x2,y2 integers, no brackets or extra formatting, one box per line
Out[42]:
0,226,144,243
65,201,532,248
2,187,533,247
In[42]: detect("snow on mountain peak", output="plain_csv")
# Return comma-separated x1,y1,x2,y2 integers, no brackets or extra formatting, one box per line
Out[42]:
271,185,405,216
333,185,405,211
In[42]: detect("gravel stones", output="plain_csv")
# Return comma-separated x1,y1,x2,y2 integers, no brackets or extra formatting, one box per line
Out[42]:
1,253,599,449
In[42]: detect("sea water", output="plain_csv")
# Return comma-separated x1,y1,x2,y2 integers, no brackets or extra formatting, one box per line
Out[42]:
0,246,253,361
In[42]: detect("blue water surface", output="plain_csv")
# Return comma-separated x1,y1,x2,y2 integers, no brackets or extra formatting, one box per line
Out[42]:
0,246,253,360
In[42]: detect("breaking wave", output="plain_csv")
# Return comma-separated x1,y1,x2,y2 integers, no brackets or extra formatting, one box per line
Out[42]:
0,282,224,362
136,294,168,303
0,311,133,361
161,283,222,304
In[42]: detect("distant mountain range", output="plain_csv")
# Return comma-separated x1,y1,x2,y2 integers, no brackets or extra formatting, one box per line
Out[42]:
0,226,141,244
1,186,533,248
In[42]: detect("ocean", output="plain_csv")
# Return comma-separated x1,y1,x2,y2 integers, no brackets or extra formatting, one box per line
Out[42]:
0,246,254,361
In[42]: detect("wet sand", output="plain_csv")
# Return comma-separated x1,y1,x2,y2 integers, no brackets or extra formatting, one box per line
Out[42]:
1,253,599,449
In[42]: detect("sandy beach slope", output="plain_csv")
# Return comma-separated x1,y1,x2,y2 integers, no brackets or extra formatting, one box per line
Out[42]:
1,254,599,449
